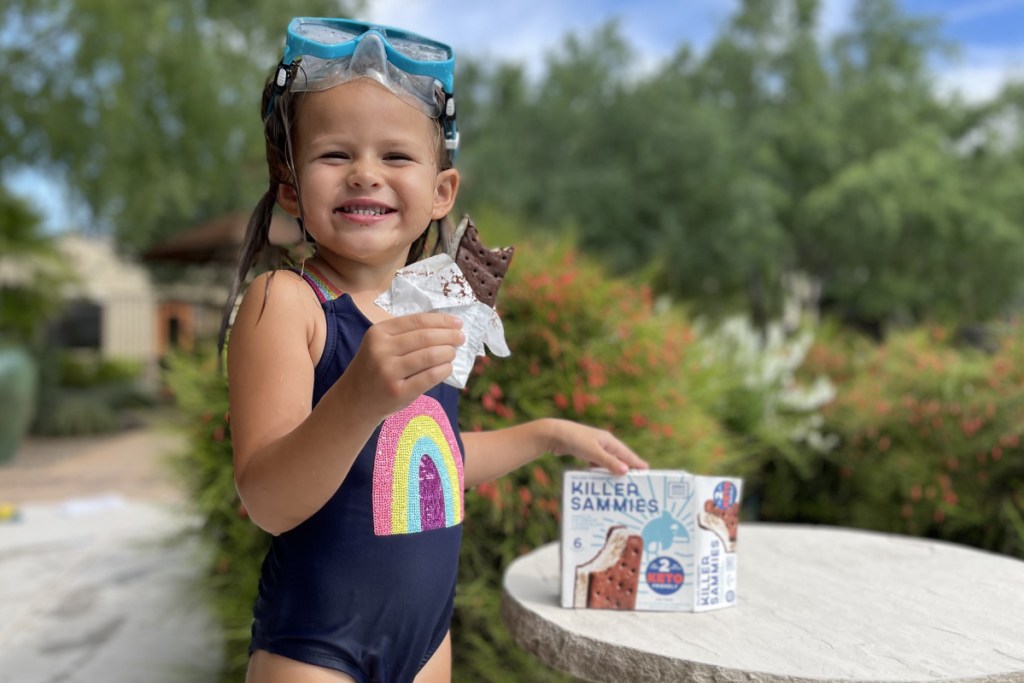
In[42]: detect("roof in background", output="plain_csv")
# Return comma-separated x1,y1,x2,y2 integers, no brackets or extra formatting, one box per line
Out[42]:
142,211,304,264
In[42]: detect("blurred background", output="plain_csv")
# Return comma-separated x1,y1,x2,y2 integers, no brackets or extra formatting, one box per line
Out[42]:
2,0,1024,681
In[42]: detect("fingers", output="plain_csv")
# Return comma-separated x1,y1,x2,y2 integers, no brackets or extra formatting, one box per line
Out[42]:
368,313,464,364
373,325,463,382
348,313,465,417
378,312,464,335
550,420,648,475
390,343,459,383
589,433,647,475
598,434,649,473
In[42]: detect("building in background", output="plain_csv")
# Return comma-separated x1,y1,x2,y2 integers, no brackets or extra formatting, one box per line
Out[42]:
48,233,157,363
143,210,303,355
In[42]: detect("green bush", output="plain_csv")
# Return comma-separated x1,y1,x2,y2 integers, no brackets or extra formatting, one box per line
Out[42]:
752,322,1024,558
454,234,743,680
31,353,154,436
163,350,267,681
58,352,141,387
33,396,121,436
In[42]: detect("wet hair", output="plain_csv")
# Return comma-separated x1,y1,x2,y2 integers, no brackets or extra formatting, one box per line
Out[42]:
217,68,455,359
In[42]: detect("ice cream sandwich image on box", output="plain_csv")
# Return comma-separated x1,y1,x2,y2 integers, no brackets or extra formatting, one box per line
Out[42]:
573,526,644,610
561,469,742,612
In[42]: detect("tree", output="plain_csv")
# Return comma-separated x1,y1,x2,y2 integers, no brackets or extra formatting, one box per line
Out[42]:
800,131,1024,325
796,0,1024,330
0,187,68,345
0,0,360,250
457,0,1024,331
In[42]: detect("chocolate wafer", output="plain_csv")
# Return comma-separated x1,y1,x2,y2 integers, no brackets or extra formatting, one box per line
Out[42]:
448,216,514,308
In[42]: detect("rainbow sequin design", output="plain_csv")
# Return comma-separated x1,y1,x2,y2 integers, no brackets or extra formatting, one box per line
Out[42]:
373,395,464,536
299,263,344,303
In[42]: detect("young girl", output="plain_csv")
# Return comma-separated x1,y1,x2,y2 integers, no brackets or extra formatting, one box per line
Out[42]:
222,17,646,683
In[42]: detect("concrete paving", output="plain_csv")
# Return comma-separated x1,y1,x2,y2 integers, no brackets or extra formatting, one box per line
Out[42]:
0,428,225,683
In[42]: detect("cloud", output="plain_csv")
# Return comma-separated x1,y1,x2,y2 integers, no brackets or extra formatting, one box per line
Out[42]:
935,45,1024,102
364,0,585,77
363,0,736,78
817,0,857,40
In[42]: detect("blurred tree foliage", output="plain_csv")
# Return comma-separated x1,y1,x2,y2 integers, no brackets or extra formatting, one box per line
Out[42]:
0,187,68,345
456,0,1024,333
2,0,1023,329
0,0,362,250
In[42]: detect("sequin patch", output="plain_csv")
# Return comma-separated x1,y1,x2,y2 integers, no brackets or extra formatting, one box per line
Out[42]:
373,395,464,536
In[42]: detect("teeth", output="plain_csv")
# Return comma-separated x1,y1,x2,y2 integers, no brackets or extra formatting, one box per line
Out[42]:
339,206,388,215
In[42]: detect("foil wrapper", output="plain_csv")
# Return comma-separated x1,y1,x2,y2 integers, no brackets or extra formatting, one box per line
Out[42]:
376,254,510,389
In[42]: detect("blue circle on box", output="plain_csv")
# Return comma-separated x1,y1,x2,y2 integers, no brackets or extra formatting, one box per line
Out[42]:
714,481,738,508
645,557,685,595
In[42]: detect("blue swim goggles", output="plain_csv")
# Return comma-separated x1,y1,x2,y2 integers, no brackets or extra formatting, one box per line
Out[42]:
268,17,459,156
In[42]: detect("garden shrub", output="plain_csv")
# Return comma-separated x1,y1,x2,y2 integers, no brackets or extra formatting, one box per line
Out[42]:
453,232,744,679
32,351,154,436
58,352,141,387
755,322,1024,558
163,349,266,680
33,396,121,436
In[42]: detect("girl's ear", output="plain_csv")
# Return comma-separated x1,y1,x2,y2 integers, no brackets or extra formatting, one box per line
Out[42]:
432,168,460,220
277,183,301,218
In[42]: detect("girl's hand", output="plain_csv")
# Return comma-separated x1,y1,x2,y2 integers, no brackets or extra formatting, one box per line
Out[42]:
343,312,465,419
545,419,648,475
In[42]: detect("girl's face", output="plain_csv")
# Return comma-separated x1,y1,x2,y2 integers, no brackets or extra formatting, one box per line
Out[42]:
278,78,458,273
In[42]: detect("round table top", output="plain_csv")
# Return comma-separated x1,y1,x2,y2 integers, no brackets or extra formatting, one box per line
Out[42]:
500,523,1024,682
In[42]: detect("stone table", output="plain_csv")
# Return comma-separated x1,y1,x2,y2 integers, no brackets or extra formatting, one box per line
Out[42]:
501,523,1024,682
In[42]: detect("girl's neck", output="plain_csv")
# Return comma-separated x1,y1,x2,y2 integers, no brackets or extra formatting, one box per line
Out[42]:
308,252,403,299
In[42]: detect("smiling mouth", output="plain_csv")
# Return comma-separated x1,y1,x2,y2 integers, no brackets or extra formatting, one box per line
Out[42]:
333,206,395,216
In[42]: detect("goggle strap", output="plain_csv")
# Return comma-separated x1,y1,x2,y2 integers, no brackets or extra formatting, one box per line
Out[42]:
445,130,460,152
265,60,301,119
442,93,459,156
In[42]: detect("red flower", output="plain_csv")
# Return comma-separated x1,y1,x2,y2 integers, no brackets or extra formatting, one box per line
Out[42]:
518,486,533,506
532,466,551,487
573,389,587,414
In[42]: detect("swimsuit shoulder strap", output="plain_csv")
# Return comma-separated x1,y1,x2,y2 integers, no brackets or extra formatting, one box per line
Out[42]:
292,263,344,304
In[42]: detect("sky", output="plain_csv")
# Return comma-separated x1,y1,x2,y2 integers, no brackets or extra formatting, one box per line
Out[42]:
9,0,1024,231
364,0,1024,101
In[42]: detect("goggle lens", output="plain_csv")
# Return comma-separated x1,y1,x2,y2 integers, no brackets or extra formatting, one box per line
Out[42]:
386,36,449,62
291,23,363,45
289,20,451,64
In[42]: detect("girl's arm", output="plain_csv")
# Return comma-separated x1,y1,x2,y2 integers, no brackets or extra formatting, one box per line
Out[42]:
461,418,648,489
228,272,464,535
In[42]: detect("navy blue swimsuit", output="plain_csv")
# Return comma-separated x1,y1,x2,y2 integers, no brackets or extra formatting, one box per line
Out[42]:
249,267,465,683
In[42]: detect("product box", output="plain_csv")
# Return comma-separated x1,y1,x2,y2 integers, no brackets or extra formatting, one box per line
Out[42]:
560,469,741,612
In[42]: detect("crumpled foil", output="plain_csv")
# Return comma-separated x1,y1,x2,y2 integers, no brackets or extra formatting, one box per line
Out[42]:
375,254,510,389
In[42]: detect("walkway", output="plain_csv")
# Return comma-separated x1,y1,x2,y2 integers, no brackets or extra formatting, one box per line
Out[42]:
0,426,225,683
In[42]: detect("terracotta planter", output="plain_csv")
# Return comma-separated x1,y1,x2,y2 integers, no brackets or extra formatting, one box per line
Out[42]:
0,345,37,464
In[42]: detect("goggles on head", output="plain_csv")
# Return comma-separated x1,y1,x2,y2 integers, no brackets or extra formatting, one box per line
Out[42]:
268,17,459,157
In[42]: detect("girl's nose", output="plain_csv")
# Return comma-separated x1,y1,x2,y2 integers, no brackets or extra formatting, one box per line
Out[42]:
347,159,381,188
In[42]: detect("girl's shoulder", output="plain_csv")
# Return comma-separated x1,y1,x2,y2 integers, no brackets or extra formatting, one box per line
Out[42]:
232,269,326,351
241,268,322,311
